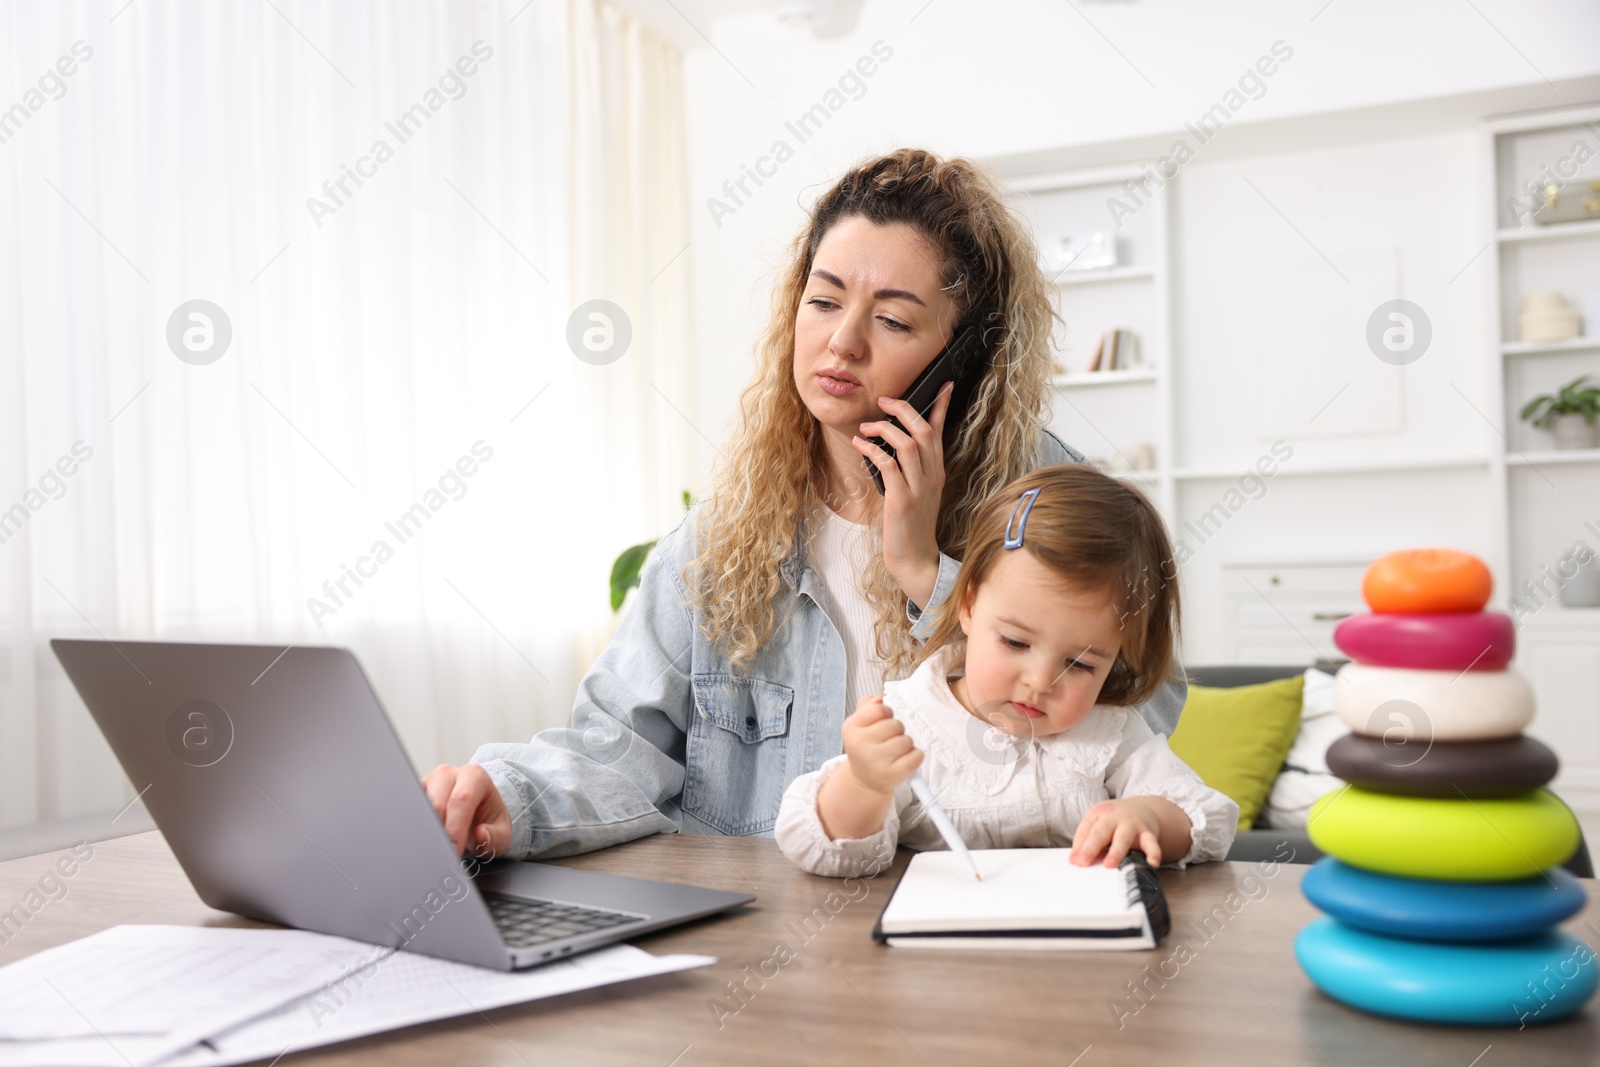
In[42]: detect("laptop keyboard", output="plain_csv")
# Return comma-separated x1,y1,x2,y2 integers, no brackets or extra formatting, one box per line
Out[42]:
485,894,646,947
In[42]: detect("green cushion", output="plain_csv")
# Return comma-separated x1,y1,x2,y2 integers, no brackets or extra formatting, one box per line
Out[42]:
1168,675,1305,831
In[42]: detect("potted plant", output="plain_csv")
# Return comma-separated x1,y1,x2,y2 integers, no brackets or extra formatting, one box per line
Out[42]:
609,490,693,611
1519,374,1600,450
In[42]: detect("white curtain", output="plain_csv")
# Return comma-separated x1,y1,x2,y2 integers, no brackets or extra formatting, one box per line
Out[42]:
565,0,697,667
0,0,695,834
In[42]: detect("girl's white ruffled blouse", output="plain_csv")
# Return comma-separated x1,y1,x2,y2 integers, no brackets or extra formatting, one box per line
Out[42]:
775,643,1239,878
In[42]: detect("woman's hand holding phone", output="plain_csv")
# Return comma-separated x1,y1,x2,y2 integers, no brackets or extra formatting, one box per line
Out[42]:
854,380,954,611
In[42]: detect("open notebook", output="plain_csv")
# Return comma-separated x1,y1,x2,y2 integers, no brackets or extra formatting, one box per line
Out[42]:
871,849,1171,950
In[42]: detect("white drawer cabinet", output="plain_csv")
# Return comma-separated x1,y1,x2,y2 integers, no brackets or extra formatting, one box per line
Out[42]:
1220,560,1370,665
1516,612,1600,815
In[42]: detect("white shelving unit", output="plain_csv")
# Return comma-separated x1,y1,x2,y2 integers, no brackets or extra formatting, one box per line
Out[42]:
1496,217,1600,244
1011,164,1174,517
999,104,1600,812
1053,265,1155,286
1050,368,1158,388
1507,449,1600,467
1502,338,1600,358
1482,103,1600,593
1481,103,1600,813
1173,454,1492,480
1013,159,1514,504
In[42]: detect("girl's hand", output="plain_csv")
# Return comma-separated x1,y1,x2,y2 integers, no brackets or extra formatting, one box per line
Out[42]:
816,696,923,841
854,381,955,610
842,696,923,795
1069,797,1180,869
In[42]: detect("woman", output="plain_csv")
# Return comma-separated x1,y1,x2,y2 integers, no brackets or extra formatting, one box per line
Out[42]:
424,148,1186,861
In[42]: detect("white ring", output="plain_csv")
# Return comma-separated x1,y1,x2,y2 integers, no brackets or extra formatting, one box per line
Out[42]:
1333,662,1534,741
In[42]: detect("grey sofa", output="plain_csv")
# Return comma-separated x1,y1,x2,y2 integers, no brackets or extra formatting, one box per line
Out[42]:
1189,664,1594,879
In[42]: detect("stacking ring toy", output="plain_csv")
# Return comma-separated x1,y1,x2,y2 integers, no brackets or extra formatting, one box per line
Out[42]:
1307,787,1579,881
1362,549,1492,614
1333,662,1533,741
1301,858,1586,942
1333,612,1514,671
1325,733,1558,798
1296,917,1598,1025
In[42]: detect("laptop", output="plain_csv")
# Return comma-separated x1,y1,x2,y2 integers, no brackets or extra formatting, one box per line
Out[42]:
51,638,753,971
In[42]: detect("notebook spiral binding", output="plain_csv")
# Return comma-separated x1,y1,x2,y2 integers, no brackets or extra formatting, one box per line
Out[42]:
1120,850,1171,945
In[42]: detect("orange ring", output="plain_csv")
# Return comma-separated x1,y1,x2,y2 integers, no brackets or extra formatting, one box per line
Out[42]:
1362,549,1491,614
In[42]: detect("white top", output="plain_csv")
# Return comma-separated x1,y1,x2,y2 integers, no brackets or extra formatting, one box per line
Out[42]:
775,643,1239,877
806,499,887,716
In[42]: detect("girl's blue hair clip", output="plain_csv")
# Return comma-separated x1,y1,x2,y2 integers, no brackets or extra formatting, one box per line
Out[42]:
1003,488,1040,550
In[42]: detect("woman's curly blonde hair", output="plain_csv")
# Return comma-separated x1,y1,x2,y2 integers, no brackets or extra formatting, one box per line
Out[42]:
684,148,1060,683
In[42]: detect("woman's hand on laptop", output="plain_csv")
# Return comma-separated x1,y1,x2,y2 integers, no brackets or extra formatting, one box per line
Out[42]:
422,762,511,859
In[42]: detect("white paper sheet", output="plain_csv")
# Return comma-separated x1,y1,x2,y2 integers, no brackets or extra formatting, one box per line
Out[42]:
0,927,713,1067
0,925,378,1067
159,943,713,1067
881,849,1138,932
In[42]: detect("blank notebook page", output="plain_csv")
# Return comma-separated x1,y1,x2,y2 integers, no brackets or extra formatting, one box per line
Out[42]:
881,849,1139,933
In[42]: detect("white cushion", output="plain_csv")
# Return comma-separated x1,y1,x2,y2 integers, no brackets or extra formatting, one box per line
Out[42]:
1262,668,1347,829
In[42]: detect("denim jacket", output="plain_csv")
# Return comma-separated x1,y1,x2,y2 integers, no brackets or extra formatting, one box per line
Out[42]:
472,429,1188,859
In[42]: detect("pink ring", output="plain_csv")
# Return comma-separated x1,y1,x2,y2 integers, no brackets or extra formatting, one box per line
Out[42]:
1333,612,1514,671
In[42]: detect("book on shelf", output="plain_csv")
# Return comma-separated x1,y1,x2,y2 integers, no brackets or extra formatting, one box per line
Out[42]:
1081,329,1142,374
1112,329,1141,370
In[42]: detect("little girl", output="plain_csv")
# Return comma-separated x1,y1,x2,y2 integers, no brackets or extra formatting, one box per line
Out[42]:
776,464,1238,877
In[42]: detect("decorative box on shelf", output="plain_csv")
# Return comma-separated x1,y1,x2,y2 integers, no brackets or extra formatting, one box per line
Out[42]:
1040,231,1117,274
1533,179,1600,226
1518,292,1583,344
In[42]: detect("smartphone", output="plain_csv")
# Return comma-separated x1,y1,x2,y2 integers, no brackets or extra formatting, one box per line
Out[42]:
863,320,989,495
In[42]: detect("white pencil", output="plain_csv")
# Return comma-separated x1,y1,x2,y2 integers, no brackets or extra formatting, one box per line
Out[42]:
907,769,982,881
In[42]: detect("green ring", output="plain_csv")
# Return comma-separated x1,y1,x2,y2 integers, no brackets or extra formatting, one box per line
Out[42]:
1307,787,1579,881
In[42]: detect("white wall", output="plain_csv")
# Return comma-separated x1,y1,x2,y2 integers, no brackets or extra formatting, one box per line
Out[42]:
1167,129,1499,660
674,0,1600,662
679,0,1600,463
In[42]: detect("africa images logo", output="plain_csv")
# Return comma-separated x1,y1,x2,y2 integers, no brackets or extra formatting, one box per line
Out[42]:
165,699,234,767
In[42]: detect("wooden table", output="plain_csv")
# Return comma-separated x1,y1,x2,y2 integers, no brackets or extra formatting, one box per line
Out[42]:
3,832,1597,1066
